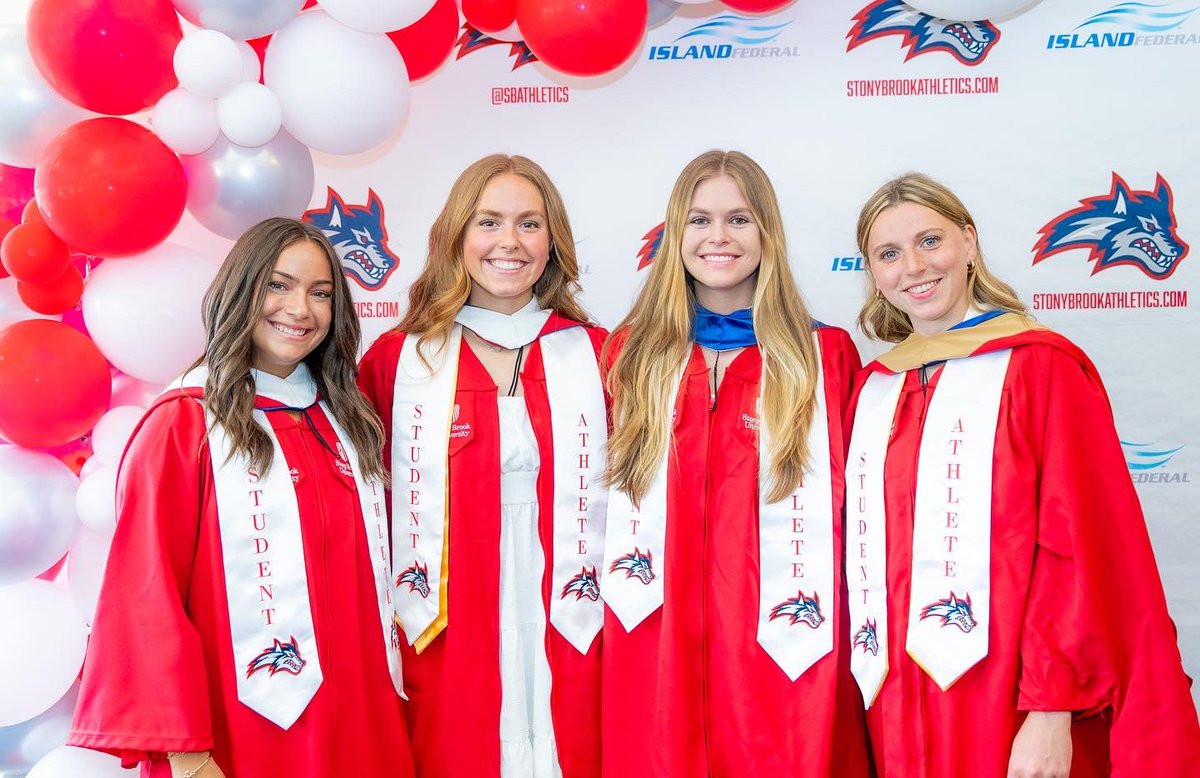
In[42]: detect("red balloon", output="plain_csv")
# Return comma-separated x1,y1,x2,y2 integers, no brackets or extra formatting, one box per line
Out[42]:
722,0,795,11
1,221,71,285
17,266,84,315
26,0,182,115
517,0,647,77
0,218,12,279
388,0,460,81
463,0,515,34
0,164,34,222
0,319,111,449
21,199,45,224
35,118,186,257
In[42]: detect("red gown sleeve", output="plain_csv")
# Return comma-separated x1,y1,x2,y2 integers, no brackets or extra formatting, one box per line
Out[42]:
1017,346,1200,769
68,397,216,765
357,330,405,474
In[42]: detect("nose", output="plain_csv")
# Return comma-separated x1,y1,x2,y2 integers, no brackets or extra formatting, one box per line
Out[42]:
708,221,730,245
901,248,926,275
281,288,313,320
498,222,519,250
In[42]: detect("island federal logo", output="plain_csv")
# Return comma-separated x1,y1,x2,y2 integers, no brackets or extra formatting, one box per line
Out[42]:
303,188,401,291
1047,2,1200,51
456,23,537,69
847,0,1001,65
1033,173,1188,280
637,223,665,270
648,14,798,61
1123,440,1190,484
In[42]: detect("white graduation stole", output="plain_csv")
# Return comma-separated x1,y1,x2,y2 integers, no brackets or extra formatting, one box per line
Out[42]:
755,344,836,681
847,350,1011,706
173,366,403,729
390,323,608,654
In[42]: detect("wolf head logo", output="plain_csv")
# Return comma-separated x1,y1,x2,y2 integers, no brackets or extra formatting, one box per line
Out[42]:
919,591,977,633
609,548,656,585
1034,173,1188,280
853,618,880,655
456,23,537,70
847,0,1001,65
303,188,400,291
561,565,601,601
246,636,307,678
637,223,665,271
769,589,825,629
397,561,431,599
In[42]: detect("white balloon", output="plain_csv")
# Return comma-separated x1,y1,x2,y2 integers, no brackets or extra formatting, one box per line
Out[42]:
110,374,163,409
0,582,87,727
78,455,105,479
74,466,117,532
216,82,283,147
66,525,115,626
0,681,78,772
904,0,1040,21
150,88,219,155
0,25,90,168
0,448,78,586
237,39,261,82
27,745,130,777
173,0,307,41
320,0,436,33
266,11,410,154
82,244,221,384
91,406,146,466
174,29,243,99
0,278,59,331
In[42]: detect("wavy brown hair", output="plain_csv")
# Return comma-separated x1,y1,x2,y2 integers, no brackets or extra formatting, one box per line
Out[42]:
856,172,1028,342
195,217,387,482
606,150,820,504
395,154,590,364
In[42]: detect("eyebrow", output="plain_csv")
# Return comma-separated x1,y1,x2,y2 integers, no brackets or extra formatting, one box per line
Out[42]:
272,270,334,286
475,208,546,219
687,207,752,215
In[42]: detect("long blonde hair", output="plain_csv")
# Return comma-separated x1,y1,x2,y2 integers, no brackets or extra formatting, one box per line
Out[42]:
606,150,819,504
856,172,1028,342
395,154,590,363
196,217,388,482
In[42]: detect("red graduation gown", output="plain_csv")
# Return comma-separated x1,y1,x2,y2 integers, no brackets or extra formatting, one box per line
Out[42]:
854,329,1200,777
601,326,873,778
68,391,414,778
357,313,606,778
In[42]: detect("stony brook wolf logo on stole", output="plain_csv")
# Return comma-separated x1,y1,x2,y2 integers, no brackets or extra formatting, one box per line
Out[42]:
246,636,307,678
397,561,431,598
919,591,977,633
769,589,825,628
847,0,1001,65
853,618,880,655
303,188,400,291
456,23,537,69
560,565,601,601
609,548,656,584
1034,173,1189,280
637,223,665,270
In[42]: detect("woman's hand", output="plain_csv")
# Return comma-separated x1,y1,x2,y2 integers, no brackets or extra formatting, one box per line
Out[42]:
168,751,227,778
1007,711,1072,778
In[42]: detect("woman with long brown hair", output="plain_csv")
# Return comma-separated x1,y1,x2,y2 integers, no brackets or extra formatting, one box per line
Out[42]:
847,172,1199,776
358,154,607,777
69,218,414,778
601,150,870,776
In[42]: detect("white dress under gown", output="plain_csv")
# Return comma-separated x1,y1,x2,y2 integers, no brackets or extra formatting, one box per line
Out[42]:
496,395,562,778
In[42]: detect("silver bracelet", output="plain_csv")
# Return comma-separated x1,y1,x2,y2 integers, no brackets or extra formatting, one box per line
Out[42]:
181,754,213,778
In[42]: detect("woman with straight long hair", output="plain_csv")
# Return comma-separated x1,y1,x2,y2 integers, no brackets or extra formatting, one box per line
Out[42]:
70,218,414,777
601,150,870,777
847,172,1200,776
358,154,607,777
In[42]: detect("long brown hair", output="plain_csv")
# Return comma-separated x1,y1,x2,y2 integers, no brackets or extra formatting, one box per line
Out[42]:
856,172,1028,342
395,154,590,364
195,217,387,482
606,150,820,504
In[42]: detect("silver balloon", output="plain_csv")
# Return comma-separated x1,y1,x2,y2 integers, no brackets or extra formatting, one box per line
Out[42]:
647,0,681,29
182,130,315,240
172,0,308,41
0,447,79,585
0,25,89,168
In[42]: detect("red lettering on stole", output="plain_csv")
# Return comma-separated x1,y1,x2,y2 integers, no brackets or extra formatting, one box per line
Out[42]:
943,418,963,578
573,412,591,558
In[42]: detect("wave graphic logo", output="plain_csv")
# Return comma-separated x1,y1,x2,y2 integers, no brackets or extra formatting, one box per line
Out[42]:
649,14,794,60
1122,440,1184,470
1077,2,1198,33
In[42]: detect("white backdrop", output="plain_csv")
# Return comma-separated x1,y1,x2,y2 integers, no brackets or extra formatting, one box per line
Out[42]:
165,0,1200,706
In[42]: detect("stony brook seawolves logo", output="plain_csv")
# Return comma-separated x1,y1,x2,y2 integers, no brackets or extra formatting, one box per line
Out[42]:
648,14,798,61
303,188,401,291
847,0,1001,65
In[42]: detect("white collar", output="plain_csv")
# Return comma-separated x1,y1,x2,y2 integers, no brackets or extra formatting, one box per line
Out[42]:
250,363,319,408
454,298,551,350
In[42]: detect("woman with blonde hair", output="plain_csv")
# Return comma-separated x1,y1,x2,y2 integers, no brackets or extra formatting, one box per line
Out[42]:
846,172,1200,776
70,218,414,777
358,154,607,777
601,150,870,776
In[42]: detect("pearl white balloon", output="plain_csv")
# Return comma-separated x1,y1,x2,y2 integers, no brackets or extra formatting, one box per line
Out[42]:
237,40,261,82
151,88,219,155
91,406,146,466
172,0,307,41
110,374,162,409
0,25,89,168
74,466,117,532
174,29,243,98
27,745,130,778
904,0,1040,21
0,681,78,772
216,82,282,147
66,525,115,626
0,448,78,586
82,244,221,384
319,0,437,34
0,278,59,331
266,11,410,154
0,582,87,727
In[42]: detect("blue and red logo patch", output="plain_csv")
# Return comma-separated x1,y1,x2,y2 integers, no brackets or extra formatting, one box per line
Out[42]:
302,188,400,291
918,591,977,632
396,560,431,598
609,547,655,584
847,0,1001,65
769,589,825,628
246,636,307,678
560,565,601,601
853,618,880,655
